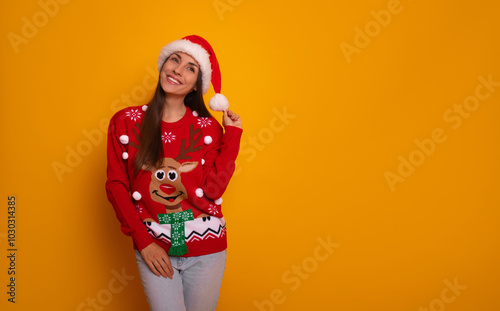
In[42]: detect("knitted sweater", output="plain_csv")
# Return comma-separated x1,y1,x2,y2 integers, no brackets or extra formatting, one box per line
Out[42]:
106,105,242,257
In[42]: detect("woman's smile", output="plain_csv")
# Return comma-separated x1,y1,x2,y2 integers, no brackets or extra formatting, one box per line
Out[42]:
166,75,182,85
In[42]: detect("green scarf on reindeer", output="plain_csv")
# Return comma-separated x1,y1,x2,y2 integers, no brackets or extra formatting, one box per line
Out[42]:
158,209,194,256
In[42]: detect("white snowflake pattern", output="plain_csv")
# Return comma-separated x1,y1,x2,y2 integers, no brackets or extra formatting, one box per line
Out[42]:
125,109,142,122
162,132,176,143
197,117,212,128
208,204,219,215
135,204,144,213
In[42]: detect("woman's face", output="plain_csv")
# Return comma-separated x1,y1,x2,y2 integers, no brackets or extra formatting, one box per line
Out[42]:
160,52,199,97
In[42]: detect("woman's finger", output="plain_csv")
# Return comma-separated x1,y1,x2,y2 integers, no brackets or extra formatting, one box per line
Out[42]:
162,257,174,278
146,260,161,277
227,110,239,120
151,259,172,279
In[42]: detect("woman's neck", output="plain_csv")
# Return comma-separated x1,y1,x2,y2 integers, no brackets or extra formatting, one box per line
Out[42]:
162,95,187,122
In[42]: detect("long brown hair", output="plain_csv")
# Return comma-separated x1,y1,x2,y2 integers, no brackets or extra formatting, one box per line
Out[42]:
134,57,213,174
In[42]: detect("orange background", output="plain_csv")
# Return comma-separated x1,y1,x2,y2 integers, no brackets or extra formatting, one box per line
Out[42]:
1,0,499,310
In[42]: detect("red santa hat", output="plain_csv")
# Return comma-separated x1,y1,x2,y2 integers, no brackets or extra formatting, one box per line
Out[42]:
157,35,229,111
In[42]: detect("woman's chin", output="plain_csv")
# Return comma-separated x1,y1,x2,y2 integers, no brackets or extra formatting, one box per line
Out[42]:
162,86,190,98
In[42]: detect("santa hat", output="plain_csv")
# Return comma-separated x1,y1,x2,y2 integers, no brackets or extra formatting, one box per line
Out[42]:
157,35,229,111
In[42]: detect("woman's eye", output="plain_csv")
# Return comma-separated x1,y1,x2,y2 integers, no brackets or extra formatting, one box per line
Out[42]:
167,170,178,181
171,57,179,63
155,170,165,181
188,67,195,72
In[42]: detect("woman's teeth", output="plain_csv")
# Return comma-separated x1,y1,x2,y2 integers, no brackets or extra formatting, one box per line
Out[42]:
167,76,181,85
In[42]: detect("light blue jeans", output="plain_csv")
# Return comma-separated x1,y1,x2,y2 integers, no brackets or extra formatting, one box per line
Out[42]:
135,250,227,311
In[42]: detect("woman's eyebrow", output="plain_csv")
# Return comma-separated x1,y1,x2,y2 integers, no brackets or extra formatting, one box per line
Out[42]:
174,53,199,68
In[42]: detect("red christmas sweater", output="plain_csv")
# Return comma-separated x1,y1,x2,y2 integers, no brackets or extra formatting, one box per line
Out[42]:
106,105,242,257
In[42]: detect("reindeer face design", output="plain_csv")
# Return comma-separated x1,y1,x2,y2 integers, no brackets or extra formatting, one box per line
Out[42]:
143,123,203,213
149,158,198,209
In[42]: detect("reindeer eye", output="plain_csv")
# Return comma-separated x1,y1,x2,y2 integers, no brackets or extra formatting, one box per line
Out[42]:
167,170,178,181
155,170,165,181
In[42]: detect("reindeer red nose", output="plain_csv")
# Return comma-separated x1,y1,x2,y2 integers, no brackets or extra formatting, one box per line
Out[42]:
160,184,176,195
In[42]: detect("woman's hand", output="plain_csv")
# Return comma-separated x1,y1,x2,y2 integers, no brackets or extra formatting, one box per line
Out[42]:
140,243,174,279
222,110,242,129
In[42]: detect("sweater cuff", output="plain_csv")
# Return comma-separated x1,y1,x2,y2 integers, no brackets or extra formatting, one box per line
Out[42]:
223,125,243,139
132,229,155,252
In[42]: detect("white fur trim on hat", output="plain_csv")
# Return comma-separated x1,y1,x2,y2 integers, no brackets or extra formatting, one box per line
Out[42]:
158,39,212,94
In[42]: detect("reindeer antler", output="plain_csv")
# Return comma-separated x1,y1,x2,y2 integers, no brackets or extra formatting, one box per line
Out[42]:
175,124,203,161
129,123,141,150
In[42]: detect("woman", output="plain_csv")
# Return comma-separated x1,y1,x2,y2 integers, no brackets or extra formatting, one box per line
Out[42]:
105,35,242,311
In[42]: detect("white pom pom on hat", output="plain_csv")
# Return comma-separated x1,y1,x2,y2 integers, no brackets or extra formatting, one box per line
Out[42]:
157,35,229,112
209,93,229,111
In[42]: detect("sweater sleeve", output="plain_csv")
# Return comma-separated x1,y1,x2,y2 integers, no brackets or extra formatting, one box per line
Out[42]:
105,113,154,251
201,125,243,200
